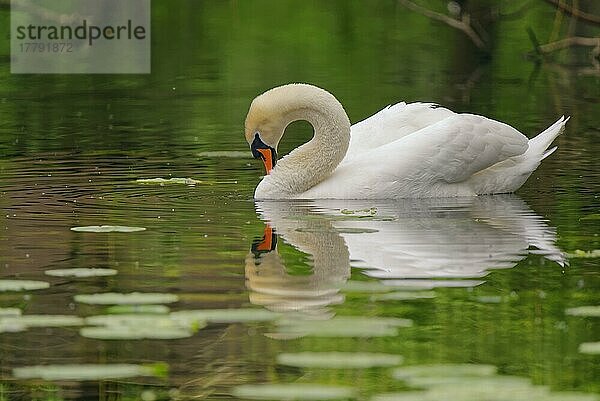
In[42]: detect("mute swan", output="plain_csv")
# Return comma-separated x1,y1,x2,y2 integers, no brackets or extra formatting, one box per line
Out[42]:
245,83,568,199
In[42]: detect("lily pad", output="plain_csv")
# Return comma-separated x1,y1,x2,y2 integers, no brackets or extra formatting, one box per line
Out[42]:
0,280,50,292
71,226,146,233
13,363,166,380
275,316,412,338
566,250,600,259
0,307,22,316
231,383,354,400
579,342,600,354
371,291,436,301
385,364,600,401
45,268,118,278
342,281,398,293
0,315,84,328
566,306,600,317
170,308,280,324
106,305,170,314
393,364,497,380
277,352,403,369
135,177,203,185
75,292,179,305
80,325,193,340
0,321,26,333
197,151,250,158
475,296,503,304
85,314,183,327
384,279,485,289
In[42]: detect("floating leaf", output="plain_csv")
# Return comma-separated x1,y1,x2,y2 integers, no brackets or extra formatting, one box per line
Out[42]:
0,321,26,333
579,342,600,355
372,392,435,401
80,325,193,340
0,280,50,292
386,364,599,401
371,291,436,301
342,281,397,293
135,177,203,185
277,352,403,369
338,227,379,234
170,308,280,324
566,250,600,259
106,305,170,314
0,315,84,328
70,226,146,233
231,383,354,400
383,279,485,289
393,364,497,380
0,307,21,316
197,151,250,158
85,314,183,327
13,363,166,380
75,292,178,305
81,313,202,340
475,296,503,304
566,306,600,317
45,268,118,278
275,316,411,338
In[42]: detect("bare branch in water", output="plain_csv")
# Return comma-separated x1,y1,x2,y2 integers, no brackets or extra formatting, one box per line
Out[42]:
542,0,600,25
397,0,487,50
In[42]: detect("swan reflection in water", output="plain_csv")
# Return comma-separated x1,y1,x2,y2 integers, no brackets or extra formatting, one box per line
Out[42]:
245,195,565,315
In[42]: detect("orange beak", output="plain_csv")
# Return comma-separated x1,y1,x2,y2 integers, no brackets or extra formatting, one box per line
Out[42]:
257,148,275,174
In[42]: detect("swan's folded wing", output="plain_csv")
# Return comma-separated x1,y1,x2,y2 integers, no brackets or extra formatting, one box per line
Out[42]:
395,113,529,183
346,102,455,159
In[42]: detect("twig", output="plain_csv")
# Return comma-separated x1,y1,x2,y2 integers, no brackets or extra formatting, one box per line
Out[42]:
537,36,600,54
542,0,600,25
397,0,487,50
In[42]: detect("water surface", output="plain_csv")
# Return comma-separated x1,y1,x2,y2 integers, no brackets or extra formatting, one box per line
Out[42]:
1,1,599,400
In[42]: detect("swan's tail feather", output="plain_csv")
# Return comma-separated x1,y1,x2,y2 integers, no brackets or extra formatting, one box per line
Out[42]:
542,146,558,160
528,115,569,160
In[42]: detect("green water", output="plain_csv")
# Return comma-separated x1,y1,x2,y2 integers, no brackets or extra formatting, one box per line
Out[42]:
1,1,599,400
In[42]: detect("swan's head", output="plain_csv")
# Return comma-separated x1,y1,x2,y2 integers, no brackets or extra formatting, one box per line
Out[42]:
244,87,293,174
245,83,341,175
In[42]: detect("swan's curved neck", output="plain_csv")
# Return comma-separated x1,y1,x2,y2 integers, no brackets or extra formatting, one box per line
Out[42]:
258,95,351,198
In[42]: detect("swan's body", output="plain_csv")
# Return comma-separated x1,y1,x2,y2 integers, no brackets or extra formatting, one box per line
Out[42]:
244,84,568,199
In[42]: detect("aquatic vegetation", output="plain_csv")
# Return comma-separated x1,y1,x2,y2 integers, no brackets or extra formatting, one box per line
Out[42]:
566,306,600,317
0,280,50,292
135,177,204,185
74,292,179,305
393,364,498,380
0,307,22,316
566,250,600,258
277,352,403,369
13,363,167,380
371,291,436,301
579,342,600,355
105,305,170,314
274,316,412,338
0,315,84,332
70,225,147,233
387,363,599,401
197,150,250,158
80,325,193,340
170,308,280,324
81,314,201,340
45,268,118,277
231,383,355,400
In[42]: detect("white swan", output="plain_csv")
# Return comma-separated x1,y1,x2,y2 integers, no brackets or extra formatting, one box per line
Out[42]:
245,83,568,199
